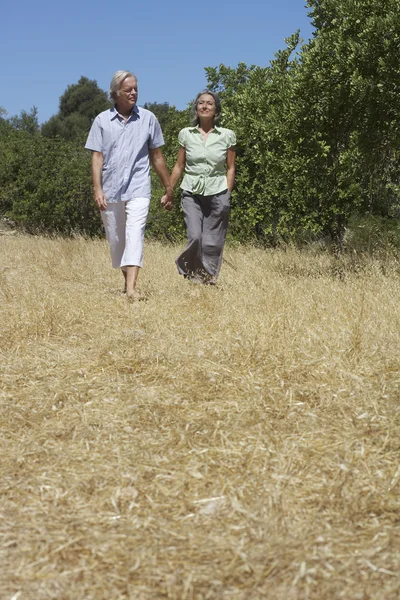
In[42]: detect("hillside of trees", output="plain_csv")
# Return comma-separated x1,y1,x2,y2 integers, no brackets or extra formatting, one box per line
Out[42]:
1,0,399,251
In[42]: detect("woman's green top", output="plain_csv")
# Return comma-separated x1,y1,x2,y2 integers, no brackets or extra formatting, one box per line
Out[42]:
178,126,236,196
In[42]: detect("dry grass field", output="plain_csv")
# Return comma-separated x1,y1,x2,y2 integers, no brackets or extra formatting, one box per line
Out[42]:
1,234,400,600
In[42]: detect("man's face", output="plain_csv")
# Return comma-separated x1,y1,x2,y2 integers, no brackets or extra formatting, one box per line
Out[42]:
117,76,138,112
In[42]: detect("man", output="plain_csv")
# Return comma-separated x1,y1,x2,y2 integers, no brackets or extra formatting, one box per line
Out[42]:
85,70,173,301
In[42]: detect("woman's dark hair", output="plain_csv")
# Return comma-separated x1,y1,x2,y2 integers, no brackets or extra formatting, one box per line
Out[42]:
192,90,222,126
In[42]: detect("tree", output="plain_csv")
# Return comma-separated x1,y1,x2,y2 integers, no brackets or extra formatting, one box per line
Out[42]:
8,106,40,135
42,76,110,141
0,106,11,135
295,0,400,247
204,36,304,244
0,128,101,234
204,0,400,248
143,102,170,131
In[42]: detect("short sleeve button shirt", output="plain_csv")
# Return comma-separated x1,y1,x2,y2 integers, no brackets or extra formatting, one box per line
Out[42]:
178,126,236,196
85,105,164,202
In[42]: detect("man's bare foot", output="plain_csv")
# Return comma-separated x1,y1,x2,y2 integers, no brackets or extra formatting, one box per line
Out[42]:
126,289,146,303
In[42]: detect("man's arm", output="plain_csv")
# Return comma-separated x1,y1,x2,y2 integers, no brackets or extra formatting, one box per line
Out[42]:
91,151,107,210
149,147,174,211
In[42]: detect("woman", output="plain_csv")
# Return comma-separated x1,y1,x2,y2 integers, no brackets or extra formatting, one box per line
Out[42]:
167,90,236,284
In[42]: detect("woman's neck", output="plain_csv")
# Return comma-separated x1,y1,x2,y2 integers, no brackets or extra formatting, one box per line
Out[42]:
198,119,214,133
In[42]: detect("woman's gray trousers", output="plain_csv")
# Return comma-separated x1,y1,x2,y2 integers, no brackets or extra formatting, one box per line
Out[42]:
176,189,230,283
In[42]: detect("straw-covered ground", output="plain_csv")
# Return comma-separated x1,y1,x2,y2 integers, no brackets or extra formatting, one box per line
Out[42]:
1,234,399,600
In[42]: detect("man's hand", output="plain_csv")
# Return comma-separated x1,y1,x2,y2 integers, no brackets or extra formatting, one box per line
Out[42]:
94,189,107,211
150,148,174,211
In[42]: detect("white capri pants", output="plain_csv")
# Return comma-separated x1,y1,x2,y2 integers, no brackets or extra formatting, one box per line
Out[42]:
101,198,150,270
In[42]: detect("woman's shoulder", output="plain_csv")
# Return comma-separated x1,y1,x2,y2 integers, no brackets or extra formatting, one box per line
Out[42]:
178,127,198,145
217,126,235,135
178,127,191,138
217,127,236,145
179,126,195,134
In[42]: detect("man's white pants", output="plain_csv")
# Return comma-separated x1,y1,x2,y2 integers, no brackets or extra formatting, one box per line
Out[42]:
101,198,150,270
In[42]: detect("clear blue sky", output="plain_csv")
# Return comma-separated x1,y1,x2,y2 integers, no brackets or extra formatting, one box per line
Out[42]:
1,0,314,124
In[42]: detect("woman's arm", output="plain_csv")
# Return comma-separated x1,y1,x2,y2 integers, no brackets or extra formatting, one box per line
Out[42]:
226,147,236,192
150,147,174,210
160,146,186,210
149,147,173,196
170,146,186,189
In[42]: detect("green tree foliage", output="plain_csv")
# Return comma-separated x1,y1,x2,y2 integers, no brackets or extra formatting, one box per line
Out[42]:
296,0,400,247
206,0,400,248
2,1,400,249
143,102,170,131
0,107,11,135
0,127,101,235
0,106,40,136
8,106,40,135
42,76,110,141
206,38,304,244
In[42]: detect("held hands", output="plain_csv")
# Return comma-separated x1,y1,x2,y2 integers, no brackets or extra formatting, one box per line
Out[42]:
94,189,107,211
161,190,174,211
94,188,172,212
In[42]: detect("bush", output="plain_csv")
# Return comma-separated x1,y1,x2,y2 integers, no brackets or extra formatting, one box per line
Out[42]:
344,214,400,255
0,130,102,236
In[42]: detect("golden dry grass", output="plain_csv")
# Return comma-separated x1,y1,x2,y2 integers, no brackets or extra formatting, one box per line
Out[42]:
1,234,399,600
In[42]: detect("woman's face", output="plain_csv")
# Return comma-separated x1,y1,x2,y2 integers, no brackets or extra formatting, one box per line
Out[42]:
196,94,216,120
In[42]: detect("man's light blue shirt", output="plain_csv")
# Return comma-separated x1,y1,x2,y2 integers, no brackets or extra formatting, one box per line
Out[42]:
85,105,164,202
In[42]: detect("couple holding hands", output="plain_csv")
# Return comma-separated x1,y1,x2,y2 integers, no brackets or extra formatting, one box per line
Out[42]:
85,70,236,301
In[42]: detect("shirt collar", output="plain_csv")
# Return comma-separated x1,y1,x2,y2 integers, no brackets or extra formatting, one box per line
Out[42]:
110,104,140,121
189,125,221,134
